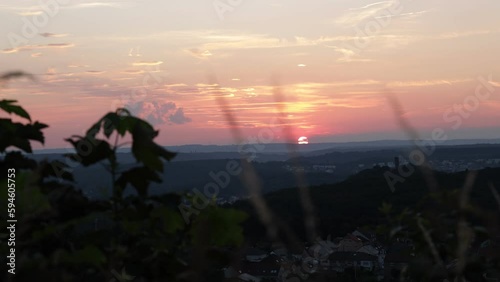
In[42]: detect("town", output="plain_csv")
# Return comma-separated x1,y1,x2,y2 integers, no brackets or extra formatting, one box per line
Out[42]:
223,228,499,281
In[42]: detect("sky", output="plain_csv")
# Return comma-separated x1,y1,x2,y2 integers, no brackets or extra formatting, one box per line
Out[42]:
1,0,500,149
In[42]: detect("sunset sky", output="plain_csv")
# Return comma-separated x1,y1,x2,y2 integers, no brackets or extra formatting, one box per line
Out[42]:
1,0,500,149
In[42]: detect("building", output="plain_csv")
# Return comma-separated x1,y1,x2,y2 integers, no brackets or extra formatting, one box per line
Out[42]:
244,248,269,262
337,234,363,252
329,252,378,272
237,254,282,280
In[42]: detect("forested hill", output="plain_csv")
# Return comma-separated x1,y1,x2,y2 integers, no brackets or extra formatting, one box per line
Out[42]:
231,166,500,241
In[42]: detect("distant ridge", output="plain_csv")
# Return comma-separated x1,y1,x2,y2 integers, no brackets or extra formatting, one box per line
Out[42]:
33,138,500,154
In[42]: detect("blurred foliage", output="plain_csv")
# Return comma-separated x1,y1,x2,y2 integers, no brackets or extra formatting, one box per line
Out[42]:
0,72,247,282
377,171,500,281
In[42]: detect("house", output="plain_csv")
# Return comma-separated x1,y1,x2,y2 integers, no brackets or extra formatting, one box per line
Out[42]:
278,261,310,282
225,253,282,281
237,254,282,280
244,248,269,262
352,228,377,242
357,244,379,257
328,252,378,272
352,230,371,243
337,234,363,252
303,237,340,272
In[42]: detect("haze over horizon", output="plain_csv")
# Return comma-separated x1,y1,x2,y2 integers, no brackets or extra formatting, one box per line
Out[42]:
29,138,500,155
1,0,500,149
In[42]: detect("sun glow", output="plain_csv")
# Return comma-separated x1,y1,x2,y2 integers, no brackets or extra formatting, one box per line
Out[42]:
298,136,309,145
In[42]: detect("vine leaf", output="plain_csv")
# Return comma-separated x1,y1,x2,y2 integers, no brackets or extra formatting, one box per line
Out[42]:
116,166,162,197
0,99,31,121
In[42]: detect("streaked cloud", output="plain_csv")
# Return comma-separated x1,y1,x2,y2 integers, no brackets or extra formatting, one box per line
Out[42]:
336,1,394,26
327,96,384,109
66,2,130,9
85,70,105,75
186,48,213,59
1,48,17,54
122,70,145,74
374,10,432,20
40,33,69,38
17,11,43,16
437,30,493,39
132,61,163,66
68,64,89,68
1,43,74,54
386,79,473,87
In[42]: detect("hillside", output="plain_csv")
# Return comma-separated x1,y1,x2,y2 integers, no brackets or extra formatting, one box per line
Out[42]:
232,166,500,241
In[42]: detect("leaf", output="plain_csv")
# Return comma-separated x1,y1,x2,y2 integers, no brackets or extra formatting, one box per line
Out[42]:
0,99,31,121
64,136,113,166
9,136,32,153
18,121,48,143
129,118,176,171
156,145,177,162
85,108,132,139
132,142,164,171
128,116,158,139
116,166,162,197
0,119,48,153
80,110,176,171
115,115,136,136
86,112,122,139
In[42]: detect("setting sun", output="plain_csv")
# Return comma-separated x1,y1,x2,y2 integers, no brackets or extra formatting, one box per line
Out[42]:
298,136,309,145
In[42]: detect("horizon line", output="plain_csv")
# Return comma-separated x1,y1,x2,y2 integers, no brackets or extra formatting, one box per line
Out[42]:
31,137,500,154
